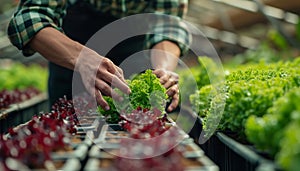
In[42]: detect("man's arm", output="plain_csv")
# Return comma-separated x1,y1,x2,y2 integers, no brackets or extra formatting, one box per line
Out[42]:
145,0,190,111
151,40,180,71
30,27,80,70
151,40,181,112
30,27,130,110
7,0,130,110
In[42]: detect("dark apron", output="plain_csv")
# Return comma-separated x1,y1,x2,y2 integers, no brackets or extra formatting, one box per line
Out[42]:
48,1,147,106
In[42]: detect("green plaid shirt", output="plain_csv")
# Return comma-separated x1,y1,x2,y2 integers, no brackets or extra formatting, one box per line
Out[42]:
7,0,190,56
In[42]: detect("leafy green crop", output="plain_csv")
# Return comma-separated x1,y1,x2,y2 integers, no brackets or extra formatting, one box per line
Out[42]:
190,85,217,117
129,70,167,111
0,63,47,91
97,96,120,123
277,120,300,171
188,55,300,169
177,67,198,104
192,58,300,137
245,88,300,171
98,70,167,123
178,56,223,104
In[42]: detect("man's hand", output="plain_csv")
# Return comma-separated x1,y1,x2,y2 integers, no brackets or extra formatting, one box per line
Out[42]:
153,69,179,112
151,40,181,112
76,48,130,110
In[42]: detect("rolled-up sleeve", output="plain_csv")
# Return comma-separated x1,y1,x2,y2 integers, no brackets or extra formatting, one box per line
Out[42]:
7,0,67,56
146,0,191,56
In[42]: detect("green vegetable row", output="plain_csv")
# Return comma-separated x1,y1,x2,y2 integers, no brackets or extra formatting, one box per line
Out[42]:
190,57,300,135
178,56,223,105
186,55,300,170
246,88,300,171
0,62,48,91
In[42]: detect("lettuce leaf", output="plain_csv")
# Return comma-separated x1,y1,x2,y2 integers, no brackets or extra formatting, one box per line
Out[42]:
98,70,167,123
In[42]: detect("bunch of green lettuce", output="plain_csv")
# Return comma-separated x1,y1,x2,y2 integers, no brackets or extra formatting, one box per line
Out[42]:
129,70,167,111
245,88,300,171
98,70,167,123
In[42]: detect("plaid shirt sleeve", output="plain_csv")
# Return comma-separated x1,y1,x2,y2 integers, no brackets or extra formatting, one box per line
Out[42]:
145,0,191,56
7,0,67,56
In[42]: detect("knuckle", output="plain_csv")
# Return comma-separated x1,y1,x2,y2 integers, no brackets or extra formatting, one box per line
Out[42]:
102,58,112,66
102,85,111,94
168,89,174,94
99,83,112,96
156,69,165,75
162,76,168,81
111,75,119,82
117,67,123,73
171,86,177,92
97,81,106,90
97,67,105,76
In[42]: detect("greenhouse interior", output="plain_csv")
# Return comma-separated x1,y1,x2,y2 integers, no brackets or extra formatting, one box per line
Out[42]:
1,0,300,170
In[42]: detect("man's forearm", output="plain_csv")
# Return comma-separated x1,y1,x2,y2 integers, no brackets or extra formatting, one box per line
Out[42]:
151,40,180,71
29,27,83,70
28,27,130,110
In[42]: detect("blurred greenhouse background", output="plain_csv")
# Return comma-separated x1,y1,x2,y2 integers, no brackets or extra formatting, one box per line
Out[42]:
1,0,300,65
